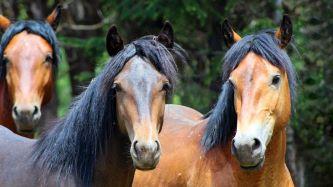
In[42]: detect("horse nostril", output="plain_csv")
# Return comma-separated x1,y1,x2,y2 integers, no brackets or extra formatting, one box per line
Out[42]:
252,138,261,151
155,141,160,152
32,106,39,116
13,106,19,117
133,140,139,156
231,139,237,155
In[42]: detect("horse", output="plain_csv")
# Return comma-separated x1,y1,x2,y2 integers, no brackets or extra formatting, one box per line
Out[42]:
134,15,295,186
0,22,187,186
0,5,62,137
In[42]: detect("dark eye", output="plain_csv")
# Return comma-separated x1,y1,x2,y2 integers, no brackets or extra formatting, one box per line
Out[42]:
112,83,122,92
272,75,281,86
2,57,9,65
162,82,171,92
45,54,53,63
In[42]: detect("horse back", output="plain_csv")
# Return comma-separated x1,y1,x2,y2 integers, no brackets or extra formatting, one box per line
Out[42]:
163,104,203,129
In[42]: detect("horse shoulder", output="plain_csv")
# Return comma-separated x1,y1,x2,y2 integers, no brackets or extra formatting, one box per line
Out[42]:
186,153,214,187
160,122,207,185
187,145,237,187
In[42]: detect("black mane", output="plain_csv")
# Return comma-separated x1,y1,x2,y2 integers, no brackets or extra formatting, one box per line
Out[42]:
0,20,60,79
202,30,297,151
32,36,186,186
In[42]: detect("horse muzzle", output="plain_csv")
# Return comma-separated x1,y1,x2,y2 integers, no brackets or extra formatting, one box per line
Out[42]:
231,134,265,170
12,104,41,133
130,139,161,170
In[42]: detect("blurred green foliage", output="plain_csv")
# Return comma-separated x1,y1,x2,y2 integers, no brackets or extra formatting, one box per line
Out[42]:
56,48,72,117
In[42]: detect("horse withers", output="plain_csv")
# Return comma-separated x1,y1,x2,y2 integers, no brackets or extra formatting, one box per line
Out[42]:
134,15,295,186
0,5,61,137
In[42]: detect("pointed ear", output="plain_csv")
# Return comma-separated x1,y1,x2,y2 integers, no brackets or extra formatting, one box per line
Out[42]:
46,4,62,30
0,15,11,32
157,21,174,48
106,25,124,56
275,15,292,48
222,19,242,48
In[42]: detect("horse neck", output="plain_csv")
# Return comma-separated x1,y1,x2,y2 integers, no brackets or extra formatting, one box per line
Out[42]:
231,127,293,186
93,127,134,187
0,80,15,132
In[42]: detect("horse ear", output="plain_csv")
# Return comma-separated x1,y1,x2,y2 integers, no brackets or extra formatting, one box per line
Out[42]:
157,21,174,48
106,25,124,56
46,4,62,30
222,19,242,48
275,15,292,48
0,15,11,32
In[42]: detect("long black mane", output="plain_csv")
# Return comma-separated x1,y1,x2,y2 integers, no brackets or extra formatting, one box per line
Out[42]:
32,36,186,186
202,30,297,151
0,20,59,79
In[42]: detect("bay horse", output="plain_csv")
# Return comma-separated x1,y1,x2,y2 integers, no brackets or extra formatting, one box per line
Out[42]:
134,15,296,186
0,22,187,186
0,5,61,137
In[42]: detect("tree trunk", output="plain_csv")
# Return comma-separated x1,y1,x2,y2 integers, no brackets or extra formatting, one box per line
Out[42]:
286,126,305,187
61,0,102,96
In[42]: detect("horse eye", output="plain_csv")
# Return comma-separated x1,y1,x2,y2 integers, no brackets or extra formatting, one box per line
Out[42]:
2,57,9,65
45,55,53,63
272,75,281,86
112,83,122,92
162,82,171,92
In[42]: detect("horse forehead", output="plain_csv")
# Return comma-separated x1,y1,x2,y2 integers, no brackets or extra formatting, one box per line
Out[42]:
4,31,52,58
231,52,279,84
122,56,162,84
